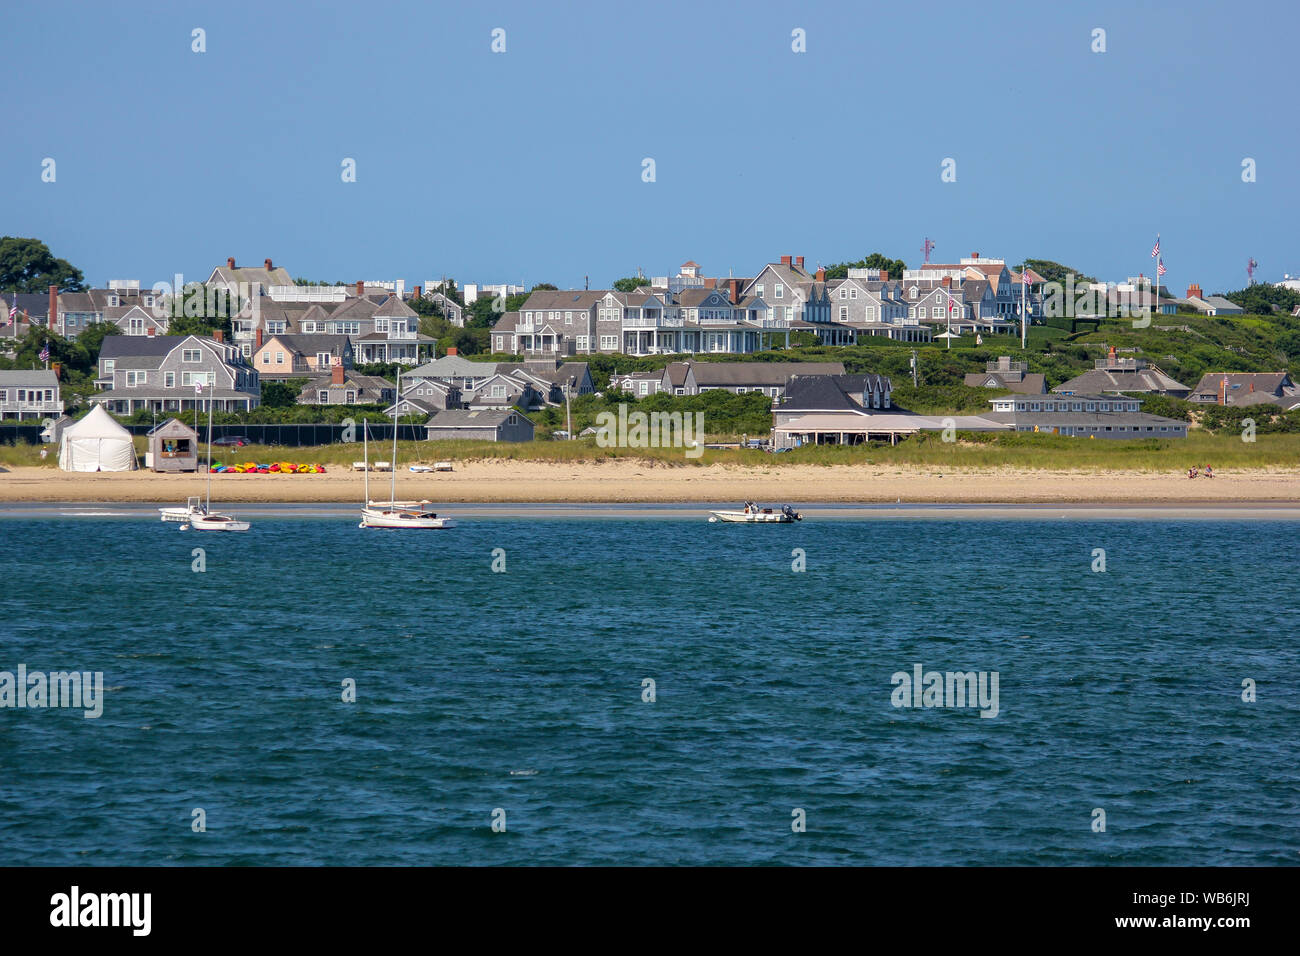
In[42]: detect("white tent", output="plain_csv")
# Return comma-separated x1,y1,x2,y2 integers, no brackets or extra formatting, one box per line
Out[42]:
58,405,138,472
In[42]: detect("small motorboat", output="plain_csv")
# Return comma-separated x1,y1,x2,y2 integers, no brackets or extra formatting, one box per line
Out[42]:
708,502,802,523
160,496,207,523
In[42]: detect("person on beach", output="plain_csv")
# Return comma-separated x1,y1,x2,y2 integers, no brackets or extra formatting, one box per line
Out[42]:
1205,465,1214,478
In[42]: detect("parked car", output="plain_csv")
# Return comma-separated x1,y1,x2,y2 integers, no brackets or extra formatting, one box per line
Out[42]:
212,435,253,447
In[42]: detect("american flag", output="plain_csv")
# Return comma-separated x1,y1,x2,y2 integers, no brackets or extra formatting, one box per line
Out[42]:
1157,258,1167,277
39,343,50,362
1151,235,1160,258
6,299,16,323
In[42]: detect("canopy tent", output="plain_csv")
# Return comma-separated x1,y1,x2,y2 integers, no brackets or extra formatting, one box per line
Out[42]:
58,405,138,472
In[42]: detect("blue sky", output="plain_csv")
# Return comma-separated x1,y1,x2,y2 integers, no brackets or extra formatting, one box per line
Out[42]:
3,0,1295,294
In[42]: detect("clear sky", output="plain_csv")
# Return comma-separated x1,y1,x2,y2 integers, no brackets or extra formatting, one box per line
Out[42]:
3,0,1295,294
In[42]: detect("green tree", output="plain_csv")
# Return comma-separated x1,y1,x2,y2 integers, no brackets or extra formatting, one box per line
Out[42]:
0,237,86,292
613,276,651,292
261,379,306,408
77,322,121,360
823,253,906,281
1021,258,1097,286
1225,284,1300,315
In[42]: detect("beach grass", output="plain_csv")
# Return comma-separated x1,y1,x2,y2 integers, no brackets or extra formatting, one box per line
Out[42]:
4,432,1296,473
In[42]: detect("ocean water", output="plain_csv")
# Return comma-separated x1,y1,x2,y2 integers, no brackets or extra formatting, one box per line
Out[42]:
1,510,1297,866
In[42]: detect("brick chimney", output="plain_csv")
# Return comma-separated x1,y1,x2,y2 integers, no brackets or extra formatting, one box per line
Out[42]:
264,258,273,271
971,251,980,259
214,329,223,343
796,255,805,270
729,278,741,303
147,327,155,337
815,267,825,282
227,257,236,269
49,284,57,329
879,270,889,281
355,281,364,297
780,255,792,266
941,276,952,288
51,361,63,379
1186,283,1203,300
413,285,422,298
331,362,345,386
447,346,458,356
255,327,264,350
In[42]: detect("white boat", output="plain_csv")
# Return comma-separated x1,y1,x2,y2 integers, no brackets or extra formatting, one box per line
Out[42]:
188,513,251,532
160,496,207,523
708,503,802,523
359,380,456,530
169,394,250,532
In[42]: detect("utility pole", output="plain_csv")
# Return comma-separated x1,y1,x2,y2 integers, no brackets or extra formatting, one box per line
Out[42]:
565,376,574,439
911,349,918,387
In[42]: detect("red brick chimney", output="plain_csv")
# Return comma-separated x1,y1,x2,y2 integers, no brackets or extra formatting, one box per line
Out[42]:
413,286,422,298
214,329,223,343
227,257,236,269
728,278,741,303
264,258,273,271
147,327,155,337
48,284,57,330
331,363,345,386
447,346,458,356
255,328,264,350
355,281,364,297
941,276,952,288
879,270,889,281
1186,283,1203,299
815,267,825,282
971,251,980,259
780,255,792,266
795,255,805,270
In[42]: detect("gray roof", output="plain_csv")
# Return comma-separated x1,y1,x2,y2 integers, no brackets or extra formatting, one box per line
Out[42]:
0,369,59,386
263,334,353,355
1053,366,1189,395
372,294,418,318
409,355,497,378
684,360,845,387
964,371,1048,394
781,373,891,412
425,408,531,427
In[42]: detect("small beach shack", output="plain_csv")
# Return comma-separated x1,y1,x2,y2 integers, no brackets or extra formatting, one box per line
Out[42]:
147,418,199,472
58,405,138,472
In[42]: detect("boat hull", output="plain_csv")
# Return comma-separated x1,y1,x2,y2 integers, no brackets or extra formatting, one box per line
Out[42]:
360,508,455,529
190,515,251,532
708,510,799,523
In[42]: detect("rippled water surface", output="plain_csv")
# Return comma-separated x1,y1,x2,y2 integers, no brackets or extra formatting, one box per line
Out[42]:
1,514,1297,865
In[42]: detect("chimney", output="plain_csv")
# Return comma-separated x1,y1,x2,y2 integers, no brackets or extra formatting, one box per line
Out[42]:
879,270,889,281
49,284,57,329
780,255,792,266
227,257,236,269
331,362,345,386
214,329,223,343
147,327,155,337
413,285,422,298
971,251,980,259
796,256,805,270
355,281,364,297
941,276,952,288
51,361,63,379
446,346,459,357
815,267,825,282
729,278,741,303
1186,283,1202,300
255,327,264,350
264,258,273,271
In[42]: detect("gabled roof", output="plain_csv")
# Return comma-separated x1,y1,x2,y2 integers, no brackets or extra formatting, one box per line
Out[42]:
519,290,605,311
683,361,845,387
409,355,496,378
373,294,418,318
259,334,353,355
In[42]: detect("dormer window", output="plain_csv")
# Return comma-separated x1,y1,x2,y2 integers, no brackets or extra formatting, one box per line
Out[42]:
910,286,918,299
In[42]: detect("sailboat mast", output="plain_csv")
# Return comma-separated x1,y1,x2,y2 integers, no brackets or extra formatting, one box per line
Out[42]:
205,392,213,510
363,420,370,506
390,370,400,506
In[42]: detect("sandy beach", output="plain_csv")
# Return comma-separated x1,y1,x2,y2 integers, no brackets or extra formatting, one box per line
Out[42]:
2,461,1297,504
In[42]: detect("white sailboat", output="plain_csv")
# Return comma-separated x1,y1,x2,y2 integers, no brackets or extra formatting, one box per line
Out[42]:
359,375,455,530
172,387,250,532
